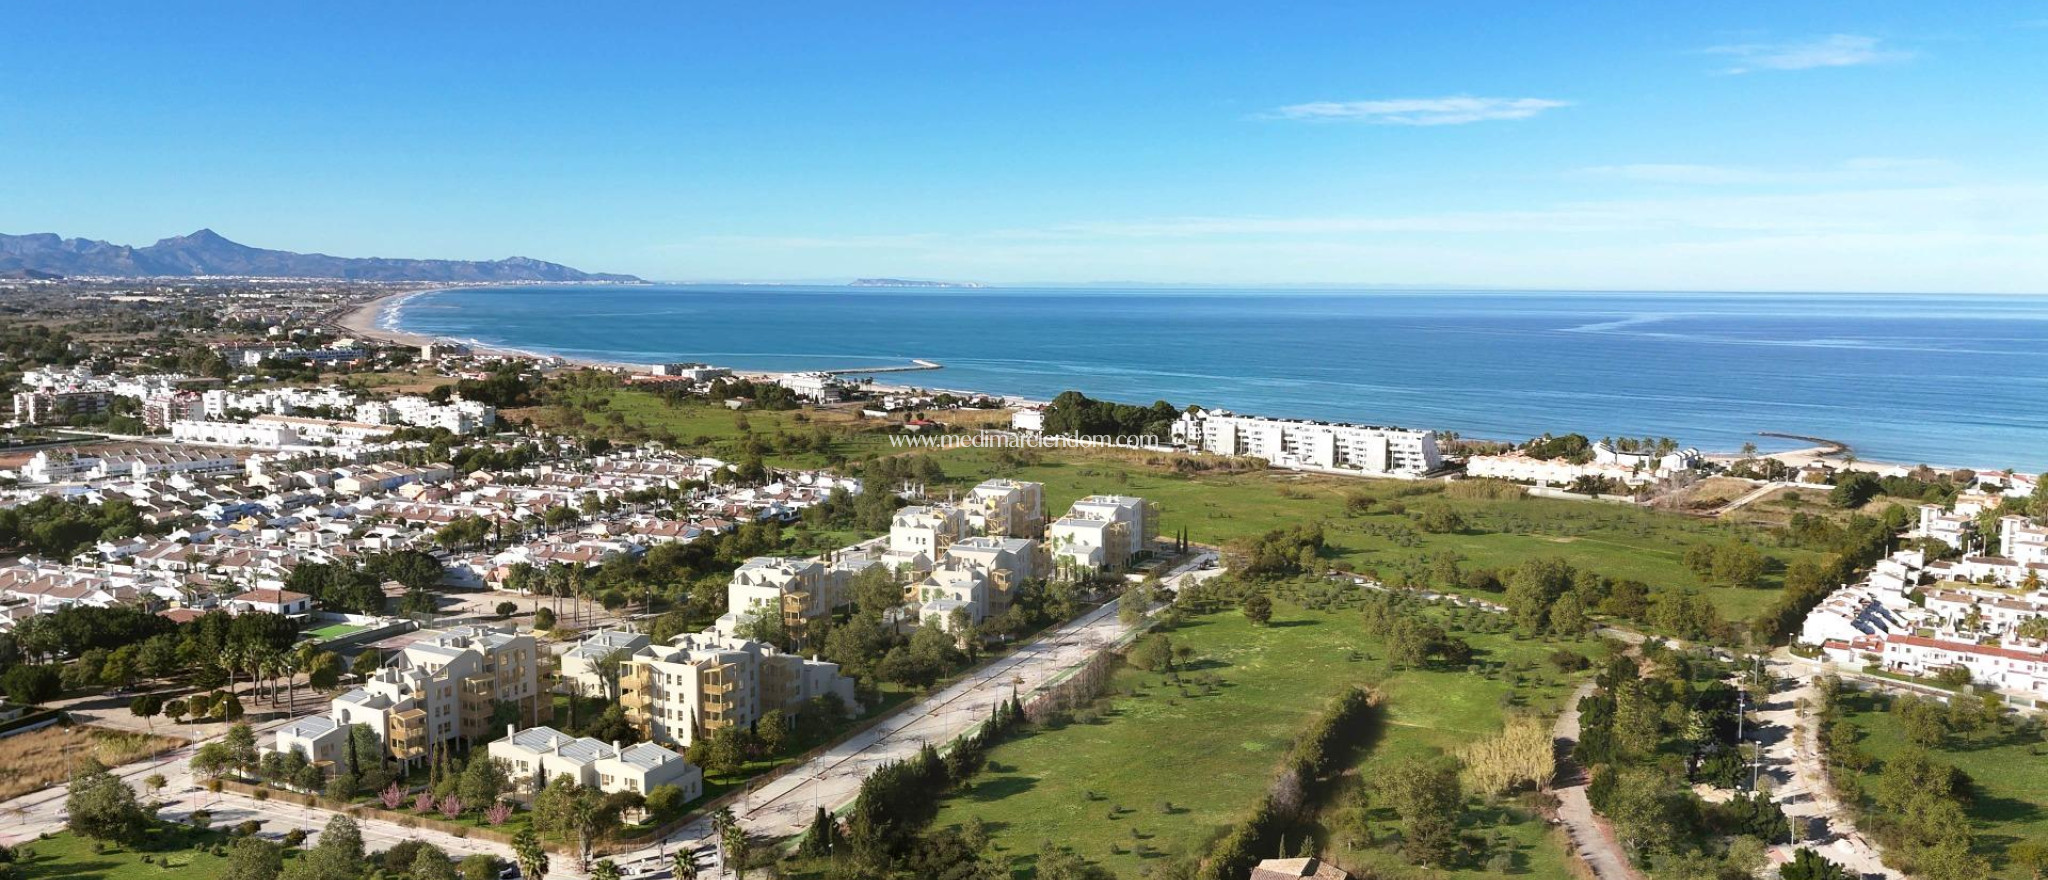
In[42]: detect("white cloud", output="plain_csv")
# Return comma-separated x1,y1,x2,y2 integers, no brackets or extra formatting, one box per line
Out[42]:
1704,34,1913,74
1266,96,1570,126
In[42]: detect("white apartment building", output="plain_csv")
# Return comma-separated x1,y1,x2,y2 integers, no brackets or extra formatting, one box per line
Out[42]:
270,625,546,768
776,372,845,403
909,561,991,632
965,479,1046,539
271,715,350,767
2001,516,2048,568
1010,407,1046,433
619,630,856,747
1172,409,1442,477
487,725,703,800
1916,503,1975,550
890,505,969,558
719,556,842,638
143,392,206,431
171,419,302,448
650,364,731,381
250,414,398,445
942,535,1042,615
1590,441,1702,475
1799,587,1906,646
1881,634,2048,696
1048,494,1150,576
354,396,497,434
561,629,652,697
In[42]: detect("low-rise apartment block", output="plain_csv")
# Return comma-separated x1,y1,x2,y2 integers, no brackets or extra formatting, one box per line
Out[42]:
1048,494,1151,576
618,630,855,748
268,625,547,769
487,725,702,800
1172,409,1442,477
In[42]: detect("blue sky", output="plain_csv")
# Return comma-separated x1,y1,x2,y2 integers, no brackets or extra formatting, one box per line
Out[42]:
3,2,2045,291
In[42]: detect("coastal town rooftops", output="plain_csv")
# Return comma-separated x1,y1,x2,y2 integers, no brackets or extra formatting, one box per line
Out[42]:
229,588,311,605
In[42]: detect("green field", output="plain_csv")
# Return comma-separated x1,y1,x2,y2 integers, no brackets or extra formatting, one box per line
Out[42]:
920,446,1817,625
1838,691,2048,878
303,622,366,640
926,598,1590,878
522,389,875,468
15,828,292,880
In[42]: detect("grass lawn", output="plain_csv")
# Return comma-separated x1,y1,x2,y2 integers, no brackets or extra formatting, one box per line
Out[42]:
303,622,367,640
926,597,1591,879
15,826,292,880
518,390,879,468
1837,690,2048,878
920,445,1816,626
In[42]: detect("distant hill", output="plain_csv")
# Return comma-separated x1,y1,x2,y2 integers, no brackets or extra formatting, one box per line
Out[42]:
849,277,986,288
0,229,640,282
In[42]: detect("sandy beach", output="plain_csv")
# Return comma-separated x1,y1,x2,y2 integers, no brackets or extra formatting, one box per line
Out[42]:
334,288,1031,403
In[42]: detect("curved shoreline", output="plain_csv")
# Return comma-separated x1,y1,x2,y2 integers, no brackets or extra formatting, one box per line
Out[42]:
344,288,2031,477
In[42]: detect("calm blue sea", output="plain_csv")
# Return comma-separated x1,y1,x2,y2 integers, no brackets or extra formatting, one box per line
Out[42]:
391,286,2048,471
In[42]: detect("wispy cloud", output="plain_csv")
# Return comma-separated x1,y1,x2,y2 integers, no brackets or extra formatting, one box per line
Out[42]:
1704,34,1913,74
1265,96,1570,126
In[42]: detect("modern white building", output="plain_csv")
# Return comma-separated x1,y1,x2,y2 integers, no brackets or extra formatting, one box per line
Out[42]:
1048,494,1150,576
1915,504,1976,550
776,372,845,403
487,725,703,800
1172,409,1442,477
355,396,497,434
1880,634,2048,695
1010,407,1046,433
270,625,547,768
560,629,653,697
650,364,732,381
890,505,969,559
271,715,349,767
965,479,1045,539
619,630,856,747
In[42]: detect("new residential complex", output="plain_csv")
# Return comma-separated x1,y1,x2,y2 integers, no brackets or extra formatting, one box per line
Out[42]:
271,625,548,769
617,630,857,747
1171,409,1443,477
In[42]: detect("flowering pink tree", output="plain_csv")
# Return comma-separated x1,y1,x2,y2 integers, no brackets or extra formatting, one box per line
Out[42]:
380,783,405,810
438,795,464,819
414,791,434,813
485,801,513,826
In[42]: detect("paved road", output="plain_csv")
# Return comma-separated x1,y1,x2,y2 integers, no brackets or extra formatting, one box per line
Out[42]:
0,704,509,866
1551,681,1644,880
1757,664,1904,879
608,551,1219,872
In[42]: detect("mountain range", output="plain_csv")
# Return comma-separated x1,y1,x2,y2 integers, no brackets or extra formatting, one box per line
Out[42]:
0,229,639,282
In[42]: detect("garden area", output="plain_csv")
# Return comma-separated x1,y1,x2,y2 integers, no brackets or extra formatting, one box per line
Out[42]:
916,443,1824,627
923,591,1593,878
1828,685,2048,878
12,827,262,880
